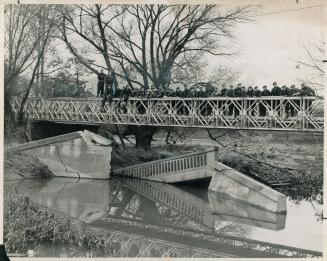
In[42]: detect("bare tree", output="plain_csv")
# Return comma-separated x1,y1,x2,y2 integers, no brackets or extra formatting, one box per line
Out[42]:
4,5,59,122
293,41,325,93
60,4,252,90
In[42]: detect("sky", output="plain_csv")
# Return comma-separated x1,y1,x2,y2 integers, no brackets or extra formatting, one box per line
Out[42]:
13,0,324,92
206,0,325,88
83,0,326,92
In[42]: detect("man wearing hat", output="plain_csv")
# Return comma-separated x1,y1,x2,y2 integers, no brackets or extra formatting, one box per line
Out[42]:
271,82,282,114
259,86,270,116
271,82,282,96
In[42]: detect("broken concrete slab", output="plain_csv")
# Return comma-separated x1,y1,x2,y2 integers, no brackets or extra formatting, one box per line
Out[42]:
11,130,112,179
208,161,287,213
112,148,286,214
208,191,286,230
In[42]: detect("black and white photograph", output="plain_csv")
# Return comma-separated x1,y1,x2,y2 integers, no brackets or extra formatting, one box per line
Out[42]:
1,0,325,259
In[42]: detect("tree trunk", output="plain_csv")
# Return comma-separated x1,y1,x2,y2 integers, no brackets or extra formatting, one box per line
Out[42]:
114,124,126,149
131,126,157,149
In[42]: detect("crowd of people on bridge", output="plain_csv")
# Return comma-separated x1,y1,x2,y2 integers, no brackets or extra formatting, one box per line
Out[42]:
97,70,316,100
97,70,317,117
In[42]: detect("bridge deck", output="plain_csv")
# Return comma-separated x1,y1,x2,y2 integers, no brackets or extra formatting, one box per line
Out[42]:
112,148,216,183
11,96,323,132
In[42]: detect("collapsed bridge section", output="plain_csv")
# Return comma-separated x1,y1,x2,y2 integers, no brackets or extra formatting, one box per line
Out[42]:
112,149,287,214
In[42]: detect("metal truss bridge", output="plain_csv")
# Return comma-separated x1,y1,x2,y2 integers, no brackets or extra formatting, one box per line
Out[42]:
11,96,323,132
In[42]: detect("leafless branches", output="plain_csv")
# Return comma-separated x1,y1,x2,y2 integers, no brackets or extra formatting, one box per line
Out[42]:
291,41,325,92
4,5,60,122
59,4,253,90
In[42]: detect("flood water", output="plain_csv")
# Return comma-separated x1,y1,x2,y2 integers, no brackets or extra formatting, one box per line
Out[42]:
5,177,322,258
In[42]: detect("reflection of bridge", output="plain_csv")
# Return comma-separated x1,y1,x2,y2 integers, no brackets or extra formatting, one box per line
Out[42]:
11,178,322,258
11,96,323,132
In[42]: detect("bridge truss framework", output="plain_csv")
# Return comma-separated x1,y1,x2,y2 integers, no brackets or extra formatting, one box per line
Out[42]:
11,96,324,132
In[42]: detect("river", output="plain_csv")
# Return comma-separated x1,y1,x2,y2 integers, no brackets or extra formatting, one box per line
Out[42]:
5,176,322,258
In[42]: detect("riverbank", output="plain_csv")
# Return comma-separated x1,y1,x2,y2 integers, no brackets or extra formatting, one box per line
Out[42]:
3,128,323,256
3,190,114,257
4,151,54,180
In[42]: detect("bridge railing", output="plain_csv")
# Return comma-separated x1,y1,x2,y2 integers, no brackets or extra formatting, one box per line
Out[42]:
10,96,324,131
112,149,216,179
120,177,205,222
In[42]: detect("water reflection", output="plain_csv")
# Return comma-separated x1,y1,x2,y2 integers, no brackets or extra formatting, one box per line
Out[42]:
6,177,322,257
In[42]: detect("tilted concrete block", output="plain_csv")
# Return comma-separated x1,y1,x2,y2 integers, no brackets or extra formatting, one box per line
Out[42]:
208,162,287,213
11,130,112,179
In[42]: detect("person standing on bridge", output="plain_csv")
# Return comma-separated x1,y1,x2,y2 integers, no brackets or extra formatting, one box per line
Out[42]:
101,70,118,108
271,82,282,116
289,85,301,117
219,84,228,97
97,69,106,97
259,86,270,116
261,85,271,96
300,83,315,96
300,83,315,113
254,86,261,97
120,84,133,113
227,85,235,116
281,85,291,118
234,83,242,97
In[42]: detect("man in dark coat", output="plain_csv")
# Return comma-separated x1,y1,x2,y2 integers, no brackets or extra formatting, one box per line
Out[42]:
300,83,315,96
175,87,182,97
234,84,243,116
300,83,315,113
240,86,247,97
226,85,235,116
220,84,228,97
227,85,235,97
281,85,291,117
254,86,261,97
183,88,190,98
120,85,133,113
261,85,271,96
288,85,301,116
234,83,242,97
271,82,282,96
281,85,291,96
246,86,255,115
101,70,117,108
289,85,301,96
247,86,255,97
253,86,262,116
271,82,282,113
260,86,270,116
97,69,106,97
189,88,197,98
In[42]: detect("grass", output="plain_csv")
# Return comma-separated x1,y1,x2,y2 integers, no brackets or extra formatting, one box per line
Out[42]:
4,151,54,179
4,191,108,256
